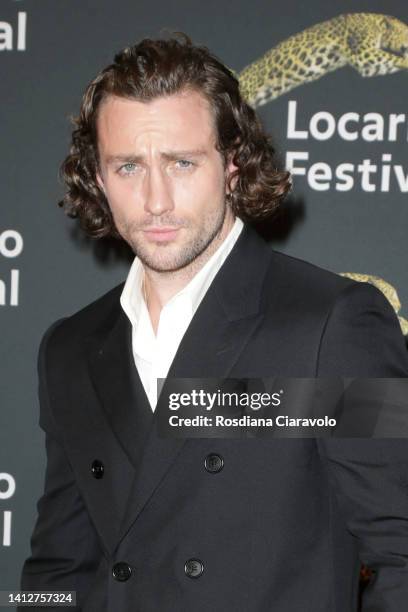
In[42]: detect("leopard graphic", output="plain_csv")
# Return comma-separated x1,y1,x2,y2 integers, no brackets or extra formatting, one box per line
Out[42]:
238,13,408,107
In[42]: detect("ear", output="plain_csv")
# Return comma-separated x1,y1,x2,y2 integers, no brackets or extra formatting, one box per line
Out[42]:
96,170,105,194
225,154,239,195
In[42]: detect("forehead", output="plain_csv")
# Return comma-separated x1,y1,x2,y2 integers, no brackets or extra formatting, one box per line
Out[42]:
96,90,217,153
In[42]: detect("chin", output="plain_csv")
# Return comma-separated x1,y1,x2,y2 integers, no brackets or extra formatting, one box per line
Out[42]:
131,246,184,272
143,248,205,273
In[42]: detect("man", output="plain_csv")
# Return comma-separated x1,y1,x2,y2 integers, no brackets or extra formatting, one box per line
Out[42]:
21,34,408,611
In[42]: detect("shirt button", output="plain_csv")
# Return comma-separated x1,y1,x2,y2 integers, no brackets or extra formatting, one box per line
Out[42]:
204,453,224,473
91,460,104,479
112,562,132,582
184,558,204,578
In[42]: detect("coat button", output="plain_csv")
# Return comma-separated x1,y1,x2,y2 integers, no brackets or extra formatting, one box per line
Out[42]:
204,453,224,473
91,460,104,479
112,562,132,582
184,558,204,579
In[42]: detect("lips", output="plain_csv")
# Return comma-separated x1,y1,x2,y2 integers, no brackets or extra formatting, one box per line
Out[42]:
143,227,180,242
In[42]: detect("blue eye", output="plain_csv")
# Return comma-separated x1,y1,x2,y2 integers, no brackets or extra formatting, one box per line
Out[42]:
176,159,193,169
122,163,136,172
117,163,139,176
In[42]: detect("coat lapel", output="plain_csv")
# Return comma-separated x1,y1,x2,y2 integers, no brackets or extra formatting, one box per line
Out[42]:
49,295,152,556
114,224,273,550
66,304,153,555
86,310,153,470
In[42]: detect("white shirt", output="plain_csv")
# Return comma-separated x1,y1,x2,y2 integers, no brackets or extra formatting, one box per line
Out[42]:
120,217,244,411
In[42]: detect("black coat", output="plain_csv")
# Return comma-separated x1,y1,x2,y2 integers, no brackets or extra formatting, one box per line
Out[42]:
21,223,408,611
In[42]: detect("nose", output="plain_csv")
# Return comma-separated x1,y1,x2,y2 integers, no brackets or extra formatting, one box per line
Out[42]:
143,164,174,217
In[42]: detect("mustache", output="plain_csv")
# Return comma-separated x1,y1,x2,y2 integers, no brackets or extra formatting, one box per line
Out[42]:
132,218,189,230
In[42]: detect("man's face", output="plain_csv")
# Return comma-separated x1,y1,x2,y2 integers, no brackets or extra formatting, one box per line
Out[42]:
96,89,236,273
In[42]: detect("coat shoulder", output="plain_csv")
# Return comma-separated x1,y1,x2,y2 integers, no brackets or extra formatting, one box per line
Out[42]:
265,246,356,310
41,282,125,354
263,245,402,346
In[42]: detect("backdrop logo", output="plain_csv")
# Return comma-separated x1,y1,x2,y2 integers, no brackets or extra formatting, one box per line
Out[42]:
239,13,408,333
0,473,15,547
0,11,27,51
285,100,408,193
238,13,408,195
0,229,23,307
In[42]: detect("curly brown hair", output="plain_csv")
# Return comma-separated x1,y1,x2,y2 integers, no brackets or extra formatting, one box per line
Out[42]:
59,33,292,239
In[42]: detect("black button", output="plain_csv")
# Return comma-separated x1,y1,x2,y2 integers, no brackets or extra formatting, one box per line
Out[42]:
204,453,224,473
112,562,132,582
91,460,104,479
184,558,204,578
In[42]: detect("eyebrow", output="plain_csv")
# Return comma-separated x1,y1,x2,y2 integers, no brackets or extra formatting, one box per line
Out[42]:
105,149,208,165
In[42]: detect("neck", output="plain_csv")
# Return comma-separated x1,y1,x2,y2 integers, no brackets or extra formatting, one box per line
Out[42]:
143,212,235,332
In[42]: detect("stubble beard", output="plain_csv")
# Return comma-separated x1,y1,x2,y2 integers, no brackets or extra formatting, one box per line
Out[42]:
122,201,228,274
